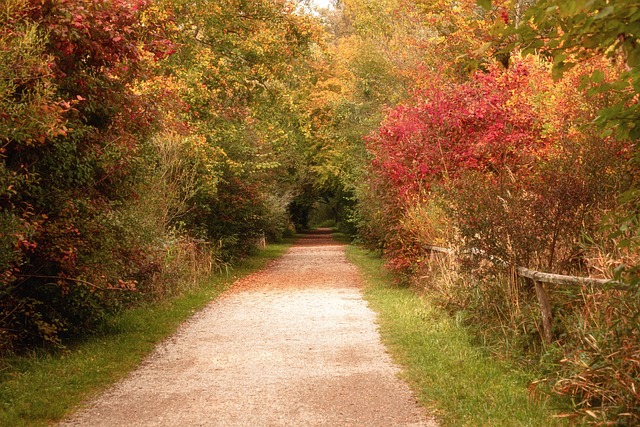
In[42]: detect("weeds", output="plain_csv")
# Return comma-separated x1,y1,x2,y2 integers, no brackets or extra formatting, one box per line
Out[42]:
413,248,640,425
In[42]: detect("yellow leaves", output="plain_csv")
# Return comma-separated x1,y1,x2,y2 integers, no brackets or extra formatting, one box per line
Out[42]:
139,3,171,26
309,76,349,109
406,0,514,75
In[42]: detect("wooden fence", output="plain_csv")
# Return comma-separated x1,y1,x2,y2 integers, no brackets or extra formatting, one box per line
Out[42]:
423,245,623,343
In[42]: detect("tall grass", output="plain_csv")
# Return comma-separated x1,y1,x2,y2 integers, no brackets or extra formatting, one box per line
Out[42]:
0,240,293,427
412,249,640,425
345,242,569,426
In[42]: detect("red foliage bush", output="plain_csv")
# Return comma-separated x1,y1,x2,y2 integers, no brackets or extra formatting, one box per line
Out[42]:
0,0,174,350
364,57,628,276
362,54,635,425
367,61,542,202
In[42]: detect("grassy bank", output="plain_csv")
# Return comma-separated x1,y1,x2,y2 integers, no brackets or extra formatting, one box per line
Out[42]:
0,240,293,427
345,243,568,427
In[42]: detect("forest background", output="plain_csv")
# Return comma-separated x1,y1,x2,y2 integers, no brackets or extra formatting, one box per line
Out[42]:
1,0,638,424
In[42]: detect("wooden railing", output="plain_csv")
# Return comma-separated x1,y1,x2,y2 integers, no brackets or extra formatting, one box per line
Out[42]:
423,244,623,343
514,267,623,343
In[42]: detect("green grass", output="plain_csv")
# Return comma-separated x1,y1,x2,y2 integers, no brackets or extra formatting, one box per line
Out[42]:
0,240,293,427
345,243,568,427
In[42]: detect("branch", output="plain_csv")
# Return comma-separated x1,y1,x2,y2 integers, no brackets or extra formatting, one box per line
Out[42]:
16,274,127,291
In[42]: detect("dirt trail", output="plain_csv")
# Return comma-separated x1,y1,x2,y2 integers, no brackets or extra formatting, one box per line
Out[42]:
61,230,436,426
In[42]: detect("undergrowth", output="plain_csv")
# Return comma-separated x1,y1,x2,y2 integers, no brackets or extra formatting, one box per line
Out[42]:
416,252,640,426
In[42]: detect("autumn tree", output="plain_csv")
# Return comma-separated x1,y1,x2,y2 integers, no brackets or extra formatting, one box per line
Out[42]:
287,0,425,230
0,0,325,350
0,0,176,349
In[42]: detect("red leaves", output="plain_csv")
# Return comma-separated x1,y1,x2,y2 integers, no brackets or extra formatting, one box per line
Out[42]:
363,59,553,274
365,53,631,285
500,10,509,24
27,0,173,76
367,60,545,205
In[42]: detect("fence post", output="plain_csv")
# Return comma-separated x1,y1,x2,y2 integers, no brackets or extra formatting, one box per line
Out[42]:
533,280,553,344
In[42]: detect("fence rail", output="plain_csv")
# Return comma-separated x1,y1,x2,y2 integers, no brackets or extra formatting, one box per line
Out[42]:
423,244,624,343
515,266,615,287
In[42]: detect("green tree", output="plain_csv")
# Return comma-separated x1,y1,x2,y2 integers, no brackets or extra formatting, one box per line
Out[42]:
161,0,323,243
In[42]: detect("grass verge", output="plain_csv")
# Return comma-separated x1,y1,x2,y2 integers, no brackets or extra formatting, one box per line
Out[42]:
0,240,293,427
345,243,568,427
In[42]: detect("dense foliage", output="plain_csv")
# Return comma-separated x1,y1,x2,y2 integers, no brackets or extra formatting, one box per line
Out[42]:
367,57,629,274
0,0,321,351
351,0,639,423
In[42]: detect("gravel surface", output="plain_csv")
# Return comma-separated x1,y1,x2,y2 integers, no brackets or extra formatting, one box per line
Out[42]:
60,230,436,426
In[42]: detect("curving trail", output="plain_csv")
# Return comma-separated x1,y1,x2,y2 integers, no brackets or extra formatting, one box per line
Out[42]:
61,230,436,427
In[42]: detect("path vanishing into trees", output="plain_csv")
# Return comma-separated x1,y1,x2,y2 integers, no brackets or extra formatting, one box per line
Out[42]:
60,230,436,427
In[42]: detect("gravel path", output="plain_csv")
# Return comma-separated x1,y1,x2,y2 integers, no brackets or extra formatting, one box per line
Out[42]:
61,231,436,426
